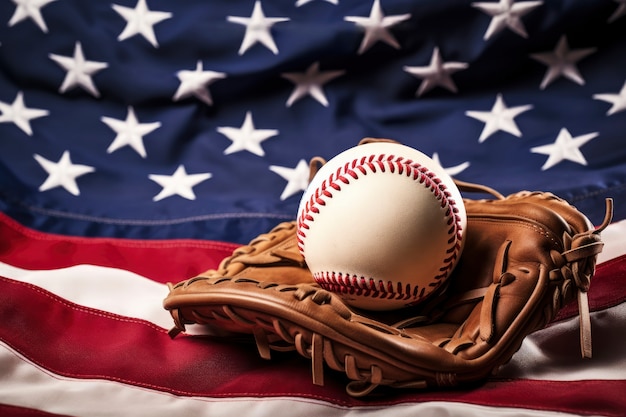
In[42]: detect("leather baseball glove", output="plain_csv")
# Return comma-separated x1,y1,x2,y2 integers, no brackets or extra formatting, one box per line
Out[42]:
163,155,612,397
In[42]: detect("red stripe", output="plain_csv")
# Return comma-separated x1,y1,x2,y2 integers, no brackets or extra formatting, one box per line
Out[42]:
0,276,336,397
434,379,626,417
556,254,626,321
0,213,239,283
1,276,624,415
0,404,72,417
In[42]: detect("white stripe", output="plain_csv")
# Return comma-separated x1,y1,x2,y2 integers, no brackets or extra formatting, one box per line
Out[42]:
597,219,626,264
498,302,626,380
0,341,600,417
0,262,174,330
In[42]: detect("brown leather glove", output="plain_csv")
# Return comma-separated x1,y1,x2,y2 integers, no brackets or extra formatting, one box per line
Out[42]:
163,177,612,397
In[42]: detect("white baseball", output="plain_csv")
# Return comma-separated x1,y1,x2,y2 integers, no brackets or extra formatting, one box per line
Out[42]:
296,141,466,311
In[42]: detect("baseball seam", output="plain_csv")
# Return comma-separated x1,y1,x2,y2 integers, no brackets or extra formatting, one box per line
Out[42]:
312,271,430,301
296,152,464,302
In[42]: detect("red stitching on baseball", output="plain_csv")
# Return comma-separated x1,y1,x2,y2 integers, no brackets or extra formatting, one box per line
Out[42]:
296,152,464,303
313,271,430,302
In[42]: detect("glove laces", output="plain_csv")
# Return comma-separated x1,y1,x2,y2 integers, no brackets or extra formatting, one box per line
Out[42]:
555,198,612,358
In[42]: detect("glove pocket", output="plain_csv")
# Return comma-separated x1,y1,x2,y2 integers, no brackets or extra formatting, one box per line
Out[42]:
445,241,548,362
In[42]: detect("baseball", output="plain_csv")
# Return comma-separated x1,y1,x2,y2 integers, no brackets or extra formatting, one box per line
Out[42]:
296,140,466,311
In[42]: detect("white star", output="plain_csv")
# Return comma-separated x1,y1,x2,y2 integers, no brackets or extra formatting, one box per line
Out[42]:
403,47,469,96
112,0,172,48
217,111,279,157
0,91,49,136
281,62,345,107
593,80,626,116
172,61,226,106
269,159,310,201
227,1,289,55
49,42,109,97
296,0,338,6
344,0,411,54
530,35,596,90
471,0,543,40
465,94,533,142
226,0,290,55
149,165,212,202
531,128,599,171
7,0,56,33
431,152,470,177
34,151,95,196
608,0,626,23
101,107,161,158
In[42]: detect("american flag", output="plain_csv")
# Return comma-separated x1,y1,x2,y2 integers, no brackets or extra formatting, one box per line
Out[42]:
0,0,625,416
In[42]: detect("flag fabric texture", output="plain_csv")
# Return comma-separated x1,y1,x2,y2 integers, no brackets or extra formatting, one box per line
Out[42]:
0,0,625,416
1,213,625,417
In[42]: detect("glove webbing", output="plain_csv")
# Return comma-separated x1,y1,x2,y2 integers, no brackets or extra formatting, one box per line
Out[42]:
558,197,612,358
